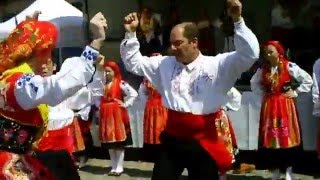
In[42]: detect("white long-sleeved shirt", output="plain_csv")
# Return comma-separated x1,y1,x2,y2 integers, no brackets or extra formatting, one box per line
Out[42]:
250,62,313,97
65,75,104,122
8,46,100,111
46,52,105,130
116,80,138,108
65,69,105,120
225,87,242,111
120,18,259,115
47,85,103,130
48,70,104,129
47,101,74,131
312,58,320,116
137,80,149,103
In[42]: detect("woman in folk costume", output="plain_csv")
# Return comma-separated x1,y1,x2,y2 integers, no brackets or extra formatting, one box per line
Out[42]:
0,12,107,179
218,87,241,180
250,41,313,180
138,77,167,161
137,7,163,56
99,61,138,176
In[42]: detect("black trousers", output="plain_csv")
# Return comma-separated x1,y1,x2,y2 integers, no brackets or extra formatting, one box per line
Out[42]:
36,150,80,180
142,143,161,163
152,132,219,180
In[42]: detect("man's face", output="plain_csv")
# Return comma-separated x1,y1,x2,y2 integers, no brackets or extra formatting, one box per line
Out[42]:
39,57,56,77
169,26,197,63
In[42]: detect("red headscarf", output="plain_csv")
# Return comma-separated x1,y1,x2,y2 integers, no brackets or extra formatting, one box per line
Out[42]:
261,40,290,91
262,40,286,61
262,40,289,70
104,61,122,99
0,19,58,73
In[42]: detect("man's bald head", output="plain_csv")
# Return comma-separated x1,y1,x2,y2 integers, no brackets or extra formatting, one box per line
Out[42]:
172,22,199,41
169,22,200,64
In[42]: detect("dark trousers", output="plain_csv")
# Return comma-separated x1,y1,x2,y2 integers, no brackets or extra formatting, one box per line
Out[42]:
151,132,219,180
36,150,80,180
143,143,161,163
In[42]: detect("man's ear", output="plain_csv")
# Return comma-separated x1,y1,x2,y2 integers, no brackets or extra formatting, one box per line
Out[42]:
192,37,198,48
192,37,198,43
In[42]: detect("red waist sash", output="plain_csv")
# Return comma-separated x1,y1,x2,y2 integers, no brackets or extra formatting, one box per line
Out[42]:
166,109,232,173
37,123,74,154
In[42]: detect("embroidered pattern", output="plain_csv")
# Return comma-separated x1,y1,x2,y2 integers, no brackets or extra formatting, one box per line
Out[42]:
201,72,215,82
188,70,199,95
81,47,99,61
17,74,33,86
171,65,183,94
16,74,38,92
267,118,289,137
170,62,216,96
268,126,289,137
188,65,215,96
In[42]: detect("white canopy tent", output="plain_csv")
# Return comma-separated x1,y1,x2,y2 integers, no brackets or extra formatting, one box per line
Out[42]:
0,0,86,48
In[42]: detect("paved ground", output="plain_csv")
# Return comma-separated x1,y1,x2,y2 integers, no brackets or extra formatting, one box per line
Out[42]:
79,158,316,180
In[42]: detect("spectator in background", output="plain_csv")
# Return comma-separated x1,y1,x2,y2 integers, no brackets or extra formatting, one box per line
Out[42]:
197,9,215,56
212,9,237,54
137,7,163,56
123,6,163,92
271,0,293,48
220,12,235,52
124,7,164,91
162,7,181,54
271,0,293,28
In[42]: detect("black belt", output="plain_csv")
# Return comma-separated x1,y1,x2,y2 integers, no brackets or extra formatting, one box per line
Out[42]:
72,109,81,113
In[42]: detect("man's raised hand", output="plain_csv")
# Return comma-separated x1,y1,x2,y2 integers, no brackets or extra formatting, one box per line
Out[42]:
124,12,139,33
227,0,242,22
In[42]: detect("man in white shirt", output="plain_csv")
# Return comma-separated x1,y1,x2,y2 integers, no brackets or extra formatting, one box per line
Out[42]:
36,56,104,179
121,0,259,179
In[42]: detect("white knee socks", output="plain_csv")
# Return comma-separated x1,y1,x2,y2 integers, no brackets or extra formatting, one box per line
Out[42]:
115,149,125,173
108,149,117,172
271,167,294,180
285,166,294,180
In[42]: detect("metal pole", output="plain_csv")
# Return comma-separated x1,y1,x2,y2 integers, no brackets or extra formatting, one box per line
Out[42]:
84,0,90,43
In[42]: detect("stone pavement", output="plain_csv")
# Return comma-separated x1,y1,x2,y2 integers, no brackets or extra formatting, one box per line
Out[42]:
79,158,316,180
